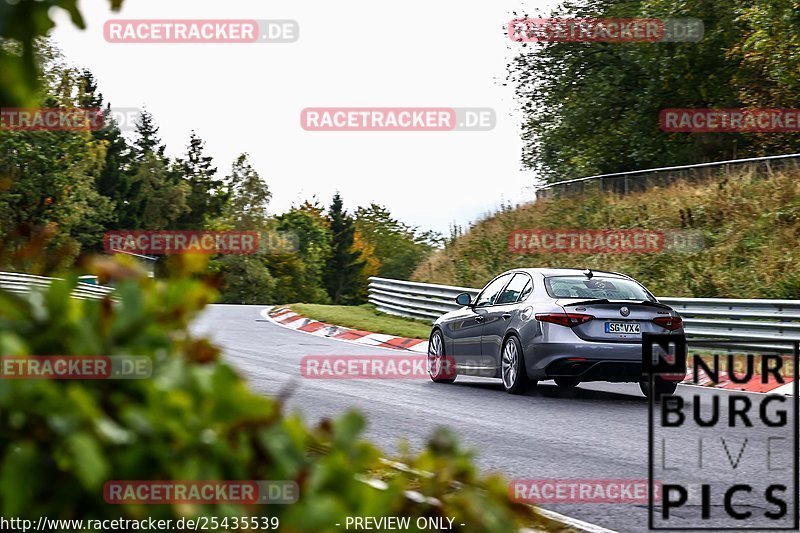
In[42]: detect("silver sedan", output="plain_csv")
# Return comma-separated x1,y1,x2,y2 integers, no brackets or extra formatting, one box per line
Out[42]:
427,268,685,398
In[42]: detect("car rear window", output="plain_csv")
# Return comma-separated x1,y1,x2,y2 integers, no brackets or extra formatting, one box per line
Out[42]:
544,276,654,301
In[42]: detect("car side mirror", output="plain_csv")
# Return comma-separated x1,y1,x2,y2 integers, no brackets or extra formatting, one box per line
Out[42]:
455,293,473,306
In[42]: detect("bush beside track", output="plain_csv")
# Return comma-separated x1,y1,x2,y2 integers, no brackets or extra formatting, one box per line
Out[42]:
0,257,559,532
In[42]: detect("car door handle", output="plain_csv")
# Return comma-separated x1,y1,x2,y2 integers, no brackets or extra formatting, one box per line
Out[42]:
475,315,484,323
502,312,512,320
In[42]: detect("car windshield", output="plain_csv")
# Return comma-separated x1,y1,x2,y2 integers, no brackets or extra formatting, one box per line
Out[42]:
544,276,654,301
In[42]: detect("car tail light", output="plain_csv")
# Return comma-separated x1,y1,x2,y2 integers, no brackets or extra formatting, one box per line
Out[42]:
535,313,594,327
653,316,683,331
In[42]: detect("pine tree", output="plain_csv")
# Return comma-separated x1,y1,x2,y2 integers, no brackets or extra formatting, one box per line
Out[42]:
99,107,136,229
77,69,103,109
324,193,365,305
176,132,227,228
134,153,189,229
133,108,165,159
226,153,271,229
126,110,188,228
78,70,135,232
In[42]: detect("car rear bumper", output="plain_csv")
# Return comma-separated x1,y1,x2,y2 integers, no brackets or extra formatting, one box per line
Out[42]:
544,358,643,382
524,341,674,382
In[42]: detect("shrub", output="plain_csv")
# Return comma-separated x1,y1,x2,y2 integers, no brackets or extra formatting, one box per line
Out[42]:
0,257,550,532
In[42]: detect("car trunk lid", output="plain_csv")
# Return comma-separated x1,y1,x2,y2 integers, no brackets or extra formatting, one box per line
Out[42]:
556,298,677,342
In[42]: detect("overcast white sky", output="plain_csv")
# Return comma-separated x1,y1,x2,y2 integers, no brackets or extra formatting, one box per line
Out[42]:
51,0,560,235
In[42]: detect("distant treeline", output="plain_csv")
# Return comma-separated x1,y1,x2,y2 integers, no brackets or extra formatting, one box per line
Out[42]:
0,43,439,304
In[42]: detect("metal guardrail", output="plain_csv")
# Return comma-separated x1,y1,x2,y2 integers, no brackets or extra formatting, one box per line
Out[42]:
536,152,800,198
368,277,800,353
0,272,114,301
369,277,479,321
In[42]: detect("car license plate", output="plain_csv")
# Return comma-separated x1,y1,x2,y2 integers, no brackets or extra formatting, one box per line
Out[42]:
605,322,640,334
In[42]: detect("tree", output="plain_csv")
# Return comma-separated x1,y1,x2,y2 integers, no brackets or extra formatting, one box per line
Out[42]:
729,0,800,155
351,229,381,302
274,200,333,304
132,153,190,230
95,103,136,230
176,132,227,229
354,203,439,280
225,153,271,229
214,201,334,305
323,193,365,305
213,254,277,304
0,53,117,270
507,0,781,182
0,128,113,271
0,0,124,107
133,108,165,160
124,111,188,229
77,70,135,235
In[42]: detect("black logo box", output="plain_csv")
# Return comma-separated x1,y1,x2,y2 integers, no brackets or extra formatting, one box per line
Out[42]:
644,335,799,531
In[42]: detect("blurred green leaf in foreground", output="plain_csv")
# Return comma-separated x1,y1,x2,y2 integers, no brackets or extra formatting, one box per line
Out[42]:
0,255,552,532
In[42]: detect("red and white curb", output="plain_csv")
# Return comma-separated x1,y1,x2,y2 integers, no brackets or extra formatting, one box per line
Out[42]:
263,306,429,354
683,366,795,395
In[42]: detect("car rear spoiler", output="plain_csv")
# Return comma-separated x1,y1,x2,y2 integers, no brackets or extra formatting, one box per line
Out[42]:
561,298,673,311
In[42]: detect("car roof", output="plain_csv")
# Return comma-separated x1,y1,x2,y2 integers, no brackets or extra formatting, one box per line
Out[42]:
501,268,632,279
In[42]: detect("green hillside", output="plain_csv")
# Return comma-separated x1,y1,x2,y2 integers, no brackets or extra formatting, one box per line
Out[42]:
412,170,800,299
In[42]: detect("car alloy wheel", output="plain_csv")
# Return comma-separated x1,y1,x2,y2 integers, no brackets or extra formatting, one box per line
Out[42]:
502,340,518,389
501,336,531,394
428,330,455,383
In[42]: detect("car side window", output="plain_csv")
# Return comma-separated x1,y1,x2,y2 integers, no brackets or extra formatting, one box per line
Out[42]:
496,273,531,305
474,274,512,307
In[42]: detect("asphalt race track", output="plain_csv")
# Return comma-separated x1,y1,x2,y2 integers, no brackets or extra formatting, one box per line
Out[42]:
193,305,798,533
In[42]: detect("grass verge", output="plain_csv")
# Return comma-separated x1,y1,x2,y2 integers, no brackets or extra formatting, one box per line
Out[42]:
288,303,431,340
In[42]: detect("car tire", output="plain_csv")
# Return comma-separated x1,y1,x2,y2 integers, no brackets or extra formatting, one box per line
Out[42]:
554,377,580,388
501,335,532,395
639,377,678,400
428,329,456,383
